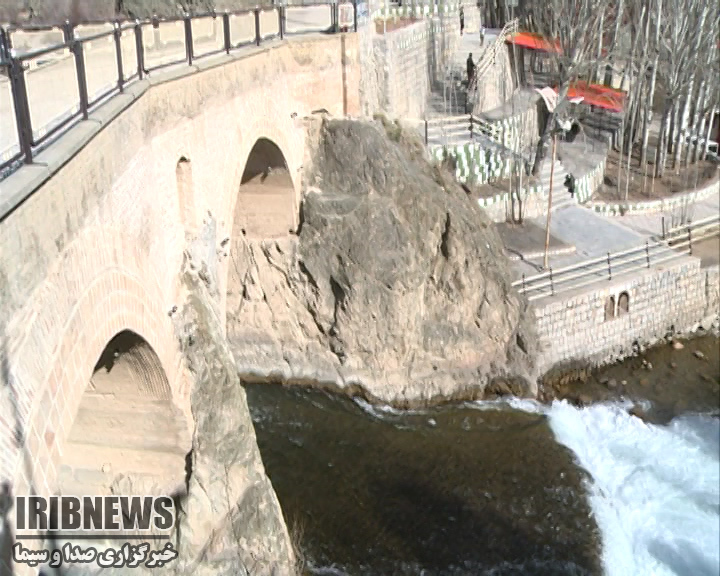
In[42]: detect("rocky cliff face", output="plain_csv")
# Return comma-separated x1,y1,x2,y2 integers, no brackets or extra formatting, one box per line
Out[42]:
168,260,297,576
227,117,537,407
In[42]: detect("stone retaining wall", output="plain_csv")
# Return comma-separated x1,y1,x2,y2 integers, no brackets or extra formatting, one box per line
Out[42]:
373,0,460,19
473,44,516,114
370,16,459,118
430,142,520,185
588,178,719,216
435,148,606,223
533,258,719,373
480,101,538,154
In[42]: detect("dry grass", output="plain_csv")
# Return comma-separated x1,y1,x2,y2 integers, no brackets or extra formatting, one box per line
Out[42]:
288,515,309,576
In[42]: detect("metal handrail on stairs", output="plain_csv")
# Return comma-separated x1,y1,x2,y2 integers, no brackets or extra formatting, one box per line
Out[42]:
467,19,518,110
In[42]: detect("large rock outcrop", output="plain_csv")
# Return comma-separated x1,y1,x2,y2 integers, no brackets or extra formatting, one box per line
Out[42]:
227,117,537,406
168,261,297,576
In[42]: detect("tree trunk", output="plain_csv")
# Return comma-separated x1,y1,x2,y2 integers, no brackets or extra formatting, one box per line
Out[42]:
593,13,604,84
693,107,707,164
531,85,568,176
640,0,662,166
705,107,716,157
687,80,705,165
655,104,670,178
604,0,625,87
624,77,644,201
673,79,693,169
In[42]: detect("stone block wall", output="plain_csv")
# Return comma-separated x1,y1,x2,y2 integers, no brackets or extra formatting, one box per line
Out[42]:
430,141,523,186
473,154,606,223
533,258,717,372
473,44,516,114
367,15,459,118
481,102,539,154
704,265,720,321
373,1,460,19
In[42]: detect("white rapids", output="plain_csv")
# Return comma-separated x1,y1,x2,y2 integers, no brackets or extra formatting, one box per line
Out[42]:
545,400,720,576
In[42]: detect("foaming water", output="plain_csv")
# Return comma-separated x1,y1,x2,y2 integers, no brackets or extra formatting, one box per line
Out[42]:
545,400,720,576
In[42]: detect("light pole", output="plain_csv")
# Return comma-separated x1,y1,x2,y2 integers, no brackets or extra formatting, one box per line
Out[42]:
543,129,558,270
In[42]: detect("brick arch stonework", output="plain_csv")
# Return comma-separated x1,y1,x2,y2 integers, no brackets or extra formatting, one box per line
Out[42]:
215,117,304,328
0,35,354,504
3,226,191,500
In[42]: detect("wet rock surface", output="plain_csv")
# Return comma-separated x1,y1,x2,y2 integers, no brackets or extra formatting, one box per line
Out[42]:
228,117,537,407
540,334,720,424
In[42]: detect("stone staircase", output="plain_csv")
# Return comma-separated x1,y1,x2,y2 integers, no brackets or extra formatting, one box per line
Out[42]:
537,157,574,211
57,363,190,498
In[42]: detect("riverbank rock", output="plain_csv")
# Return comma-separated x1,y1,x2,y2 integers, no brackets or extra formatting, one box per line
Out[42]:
166,263,296,576
227,117,537,407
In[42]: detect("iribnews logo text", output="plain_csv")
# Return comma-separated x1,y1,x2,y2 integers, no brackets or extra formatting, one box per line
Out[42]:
15,495,175,535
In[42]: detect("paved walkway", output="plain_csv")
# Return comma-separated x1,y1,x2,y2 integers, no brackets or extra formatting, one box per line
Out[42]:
511,204,651,278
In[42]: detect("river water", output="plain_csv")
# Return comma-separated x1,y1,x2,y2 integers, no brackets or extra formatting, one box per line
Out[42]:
244,336,719,576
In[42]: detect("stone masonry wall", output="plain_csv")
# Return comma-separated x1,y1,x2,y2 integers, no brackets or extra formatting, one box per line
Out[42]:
368,14,459,118
533,258,718,373
474,44,515,114
477,156,607,223
704,265,720,322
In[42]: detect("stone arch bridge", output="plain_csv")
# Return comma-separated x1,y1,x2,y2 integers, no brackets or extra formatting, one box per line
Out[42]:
0,25,360,514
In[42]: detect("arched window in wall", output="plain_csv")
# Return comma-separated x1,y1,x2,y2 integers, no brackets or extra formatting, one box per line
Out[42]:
618,292,630,316
604,296,616,322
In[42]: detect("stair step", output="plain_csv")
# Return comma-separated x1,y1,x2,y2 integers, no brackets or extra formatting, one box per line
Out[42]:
61,443,187,478
68,405,189,453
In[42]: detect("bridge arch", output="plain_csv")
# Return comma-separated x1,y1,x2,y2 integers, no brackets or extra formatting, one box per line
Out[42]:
5,221,193,499
222,135,299,332
58,329,190,496
232,137,298,239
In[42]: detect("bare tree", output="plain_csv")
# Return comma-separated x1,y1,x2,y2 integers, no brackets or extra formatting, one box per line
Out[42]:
520,0,616,175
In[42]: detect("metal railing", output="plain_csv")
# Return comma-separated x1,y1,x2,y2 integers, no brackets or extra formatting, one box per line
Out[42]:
411,114,530,169
467,18,517,106
0,2,359,178
512,214,720,302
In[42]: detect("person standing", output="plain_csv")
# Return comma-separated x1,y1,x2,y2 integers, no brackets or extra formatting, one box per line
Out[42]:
480,26,486,46
466,52,475,86
459,7,465,35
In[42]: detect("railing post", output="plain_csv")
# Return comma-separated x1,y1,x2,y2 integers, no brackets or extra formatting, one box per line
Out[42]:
64,21,89,121
607,252,612,280
469,115,473,139
223,11,231,53
688,226,692,255
113,22,124,93
353,0,358,32
661,215,665,239
424,118,428,145
278,6,284,39
549,267,554,295
184,13,193,65
522,273,526,294
645,240,650,268
0,26,10,61
8,57,33,164
254,8,261,46
134,21,145,79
